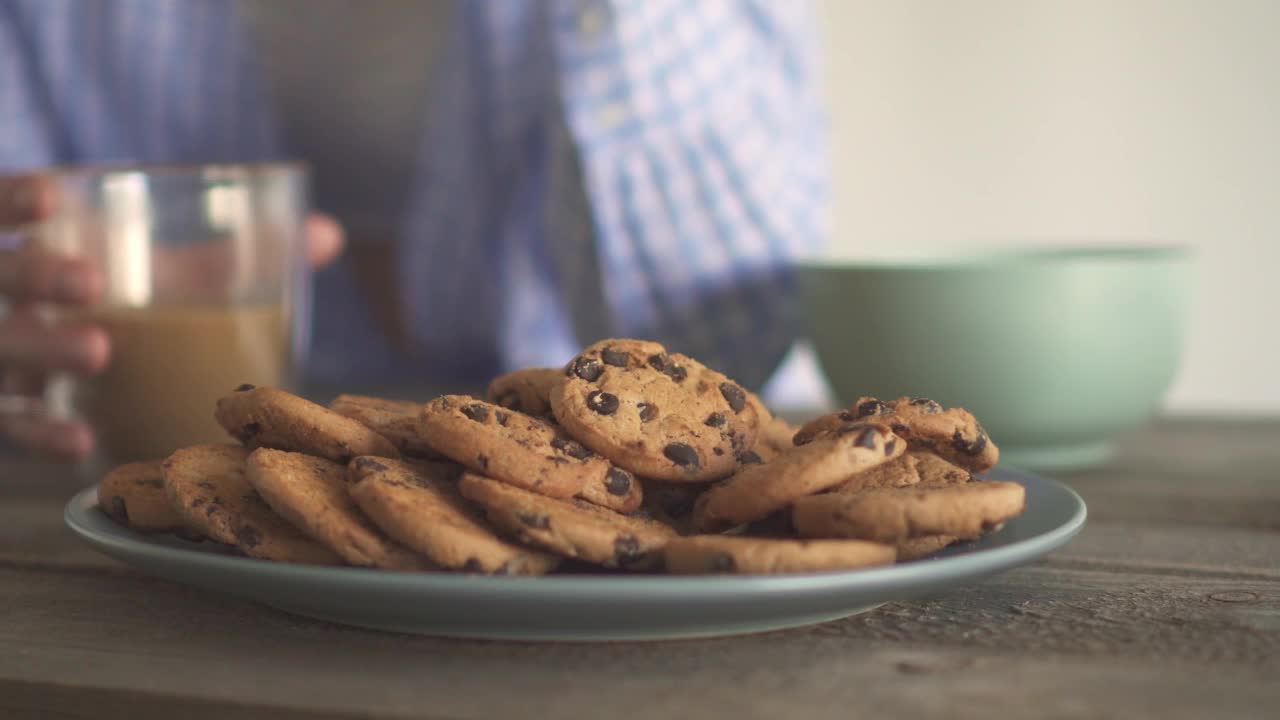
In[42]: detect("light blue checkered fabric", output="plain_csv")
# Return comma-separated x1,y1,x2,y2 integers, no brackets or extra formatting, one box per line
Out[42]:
1,0,830,391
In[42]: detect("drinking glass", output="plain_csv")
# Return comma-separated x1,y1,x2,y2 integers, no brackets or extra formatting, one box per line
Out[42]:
18,163,310,468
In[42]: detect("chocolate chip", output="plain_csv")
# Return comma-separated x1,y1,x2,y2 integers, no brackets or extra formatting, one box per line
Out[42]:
136,477,164,489
838,410,855,422
353,457,389,474
663,443,700,469
477,453,490,471
234,383,255,392
856,399,891,418
551,437,593,460
586,390,619,415
601,347,629,367
107,496,129,524
638,402,658,422
647,353,686,382
571,356,603,382
713,447,725,456
738,450,763,465
605,467,632,496
704,412,727,428
495,410,511,426
546,455,570,464
953,427,989,456
461,558,484,573
517,511,550,529
461,403,489,422
233,524,262,548
719,383,746,413
707,552,736,572
854,427,879,449
496,392,521,411
236,422,261,442
191,498,205,508
909,397,943,414
614,534,644,565
884,439,897,456
890,422,911,436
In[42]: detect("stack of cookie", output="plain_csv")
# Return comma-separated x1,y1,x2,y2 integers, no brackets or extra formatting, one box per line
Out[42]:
96,338,1027,575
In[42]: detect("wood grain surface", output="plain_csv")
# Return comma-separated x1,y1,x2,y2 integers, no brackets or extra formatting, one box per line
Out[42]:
1,418,1276,719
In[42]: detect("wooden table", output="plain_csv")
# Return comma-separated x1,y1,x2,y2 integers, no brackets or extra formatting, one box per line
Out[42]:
2,418,1277,719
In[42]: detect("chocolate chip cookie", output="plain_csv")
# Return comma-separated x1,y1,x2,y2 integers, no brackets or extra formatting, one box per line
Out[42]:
97,460,190,534
485,367,561,417
663,535,896,575
745,392,798,462
792,408,860,447
691,422,905,533
791,480,1026,543
162,444,341,564
800,397,998,472
458,473,677,569
752,415,799,463
830,451,972,494
348,456,560,575
895,534,960,561
575,463,644,514
421,395,619,499
245,448,432,570
215,385,400,463
328,394,441,459
549,339,760,482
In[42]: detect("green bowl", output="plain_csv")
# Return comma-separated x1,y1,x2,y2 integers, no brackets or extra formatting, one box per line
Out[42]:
799,246,1193,471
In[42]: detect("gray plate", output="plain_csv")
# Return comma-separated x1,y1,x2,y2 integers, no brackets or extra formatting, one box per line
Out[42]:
64,468,1085,641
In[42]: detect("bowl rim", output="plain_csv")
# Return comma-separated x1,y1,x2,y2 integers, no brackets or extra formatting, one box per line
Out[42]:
800,244,1192,271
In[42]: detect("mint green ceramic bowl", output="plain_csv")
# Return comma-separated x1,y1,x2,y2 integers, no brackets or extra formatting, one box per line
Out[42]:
799,247,1192,471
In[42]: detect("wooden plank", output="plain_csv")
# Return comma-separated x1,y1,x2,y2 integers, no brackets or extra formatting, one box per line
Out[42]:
0,564,1275,719
2,418,1277,717
1048,522,1280,577
0,682,380,720
0,654,1274,720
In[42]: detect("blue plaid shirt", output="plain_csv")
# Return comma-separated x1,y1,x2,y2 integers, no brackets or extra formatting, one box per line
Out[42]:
0,0,830,393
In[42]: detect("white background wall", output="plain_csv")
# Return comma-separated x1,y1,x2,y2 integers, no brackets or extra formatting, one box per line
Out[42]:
816,0,1278,415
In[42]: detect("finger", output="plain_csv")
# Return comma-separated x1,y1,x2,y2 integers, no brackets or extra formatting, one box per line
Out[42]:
0,174,57,227
0,412,94,460
304,213,345,268
0,312,111,374
0,249,104,304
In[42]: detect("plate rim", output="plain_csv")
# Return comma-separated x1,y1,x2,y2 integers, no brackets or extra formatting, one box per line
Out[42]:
64,469,1087,597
